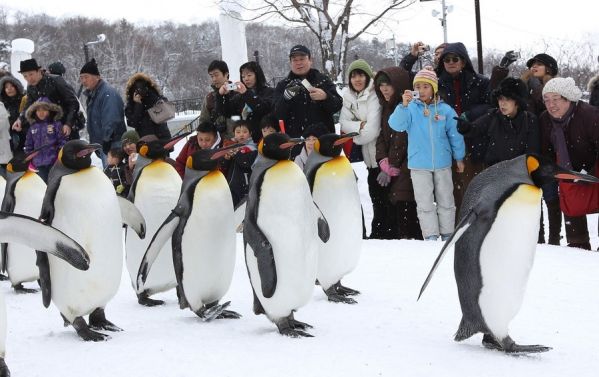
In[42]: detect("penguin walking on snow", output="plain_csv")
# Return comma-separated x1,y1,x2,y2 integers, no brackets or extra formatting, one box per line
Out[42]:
419,154,599,354
126,134,187,306
0,211,89,377
304,132,362,304
244,133,330,337
38,140,145,341
1,151,47,293
137,145,243,321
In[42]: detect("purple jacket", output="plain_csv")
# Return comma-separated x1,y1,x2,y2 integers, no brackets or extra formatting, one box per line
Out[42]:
24,120,66,167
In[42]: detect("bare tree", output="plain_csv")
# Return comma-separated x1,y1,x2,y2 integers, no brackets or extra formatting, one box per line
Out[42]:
220,0,416,81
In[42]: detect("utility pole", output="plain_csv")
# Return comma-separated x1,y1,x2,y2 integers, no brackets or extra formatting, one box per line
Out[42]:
77,34,106,97
474,0,483,74
423,0,453,43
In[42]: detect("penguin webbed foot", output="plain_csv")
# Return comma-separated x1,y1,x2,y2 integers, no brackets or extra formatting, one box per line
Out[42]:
276,315,314,338
325,285,357,304
483,334,552,354
89,308,123,332
137,292,165,307
196,301,231,322
334,281,360,296
0,357,9,377
13,283,38,294
72,317,110,342
217,309,242,319
0,274,8,281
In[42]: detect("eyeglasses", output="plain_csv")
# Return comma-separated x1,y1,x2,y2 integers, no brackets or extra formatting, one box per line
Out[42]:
443,56,460,63
543,96,567,105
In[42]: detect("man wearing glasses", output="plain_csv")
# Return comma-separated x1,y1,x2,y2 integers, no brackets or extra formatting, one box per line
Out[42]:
437,42,491,215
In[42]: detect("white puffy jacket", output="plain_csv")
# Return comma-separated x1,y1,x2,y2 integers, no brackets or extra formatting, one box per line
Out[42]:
339,81,381,168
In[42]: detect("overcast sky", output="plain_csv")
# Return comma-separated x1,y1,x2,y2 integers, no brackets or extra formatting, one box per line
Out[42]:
2,0,598,59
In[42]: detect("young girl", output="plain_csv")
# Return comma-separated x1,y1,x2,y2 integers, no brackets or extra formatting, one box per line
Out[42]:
223,120,258,206
24,97,67,182
294,123,328,171
389,68,465,241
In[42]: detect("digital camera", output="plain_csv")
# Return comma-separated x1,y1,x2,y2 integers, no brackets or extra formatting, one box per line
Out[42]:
411,90,420,99
226,83,238,91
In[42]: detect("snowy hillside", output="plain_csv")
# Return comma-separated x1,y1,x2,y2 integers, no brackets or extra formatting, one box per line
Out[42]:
9,143,594,377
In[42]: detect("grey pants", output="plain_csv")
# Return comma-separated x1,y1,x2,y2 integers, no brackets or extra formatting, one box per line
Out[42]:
410,168,456,238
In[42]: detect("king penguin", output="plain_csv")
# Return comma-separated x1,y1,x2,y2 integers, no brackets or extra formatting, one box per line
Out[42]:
418,154,599,353
303,132,362,304
138,145,243,321
0,211,89,377
126,134,187,306
38,140,144,341
1,151,47,293
244,133,330,337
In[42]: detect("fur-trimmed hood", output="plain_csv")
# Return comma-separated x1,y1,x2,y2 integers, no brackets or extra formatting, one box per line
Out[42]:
587,74,599,92
25,97,63,124
125,72,162,98
0,75,25,102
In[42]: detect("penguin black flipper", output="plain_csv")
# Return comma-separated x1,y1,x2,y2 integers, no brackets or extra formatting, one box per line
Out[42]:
40,163,77,225
172,216,189,309
37,251,51,307
117,196,146,239
136,209,182,290
0,181,17,273
313,202,330,243
417,209,477,300
243,170,277,299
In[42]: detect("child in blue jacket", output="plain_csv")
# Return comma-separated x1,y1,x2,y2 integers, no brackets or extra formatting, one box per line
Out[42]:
388,68,465,241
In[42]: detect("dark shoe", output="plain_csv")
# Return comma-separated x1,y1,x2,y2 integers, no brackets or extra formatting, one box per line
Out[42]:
568,242,591,250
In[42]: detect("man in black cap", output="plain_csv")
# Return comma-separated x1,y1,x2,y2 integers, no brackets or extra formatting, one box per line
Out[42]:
274,44,342,157
12,58,80,140
79,58,126,167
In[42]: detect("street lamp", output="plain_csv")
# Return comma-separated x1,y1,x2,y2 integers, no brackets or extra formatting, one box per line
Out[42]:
385,36,399,66
422,0,452,43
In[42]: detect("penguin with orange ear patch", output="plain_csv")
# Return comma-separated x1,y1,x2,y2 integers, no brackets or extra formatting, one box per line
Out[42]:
303,132,362,304
419,153,599,354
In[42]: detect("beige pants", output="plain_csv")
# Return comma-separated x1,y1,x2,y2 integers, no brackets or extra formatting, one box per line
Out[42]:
411,168,456,238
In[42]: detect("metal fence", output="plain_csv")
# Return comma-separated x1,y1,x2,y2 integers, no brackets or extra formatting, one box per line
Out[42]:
171,97,203,113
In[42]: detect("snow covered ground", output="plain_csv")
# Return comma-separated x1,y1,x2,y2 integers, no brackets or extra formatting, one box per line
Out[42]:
10,147,597,376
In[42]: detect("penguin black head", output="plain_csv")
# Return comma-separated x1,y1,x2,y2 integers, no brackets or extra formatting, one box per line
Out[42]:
185,144,243,171
137,133,191,160
7,144,54,174
258,133,303,160
314,132,359,157
526,153,599,187
59,140,101,170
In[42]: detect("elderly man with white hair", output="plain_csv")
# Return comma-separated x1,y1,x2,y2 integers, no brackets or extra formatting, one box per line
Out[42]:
539,77,599,250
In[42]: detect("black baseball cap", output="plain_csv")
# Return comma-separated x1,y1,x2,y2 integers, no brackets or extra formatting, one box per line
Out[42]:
289,45,311,58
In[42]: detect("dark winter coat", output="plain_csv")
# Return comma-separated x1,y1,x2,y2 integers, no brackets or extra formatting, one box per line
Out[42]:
216,86,274,143
540,101,599,173
274,68,343,140
83,79,126,146
200,87,235,138
0,76,27,153
20,74,80,129
24,100,66,167
461,109,540,167
437,42,491,162
222,140,258,206
587,74,599,108
124,73,172,140
104,163,130,197
373,67,416,203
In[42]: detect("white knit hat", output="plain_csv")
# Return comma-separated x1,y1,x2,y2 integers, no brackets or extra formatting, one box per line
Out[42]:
542,77,582,102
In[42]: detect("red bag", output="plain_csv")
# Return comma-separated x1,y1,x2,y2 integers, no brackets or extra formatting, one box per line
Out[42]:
558,164,599,217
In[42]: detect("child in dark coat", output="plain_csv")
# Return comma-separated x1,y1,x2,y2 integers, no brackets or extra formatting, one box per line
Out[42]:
223,120,257,206
104,147,130,196
24,97,67,182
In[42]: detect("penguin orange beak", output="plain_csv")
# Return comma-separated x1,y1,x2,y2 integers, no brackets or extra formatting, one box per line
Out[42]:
164,132,192,150
210,144,244,160
333,132,359,146
280,138,304,149
76,143,101,158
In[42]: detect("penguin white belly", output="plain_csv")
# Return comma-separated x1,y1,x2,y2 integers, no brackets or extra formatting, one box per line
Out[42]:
126,161,181,295
49,168,123,322
478,184,541,340
246,161,319,320
181,171,236,312
0,292,6,357
313,157,362,289
7,173,45,285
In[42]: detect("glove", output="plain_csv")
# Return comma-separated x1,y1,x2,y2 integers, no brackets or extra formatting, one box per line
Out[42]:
379,157,400,177
527,76,542,91
499,50,518,68
454,116,473,135
283,80,302,101
102,140,112,154
376,171,391,187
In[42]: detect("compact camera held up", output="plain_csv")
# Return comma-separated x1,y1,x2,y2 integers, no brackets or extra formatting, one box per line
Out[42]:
225,83,238,91
411,90,420,99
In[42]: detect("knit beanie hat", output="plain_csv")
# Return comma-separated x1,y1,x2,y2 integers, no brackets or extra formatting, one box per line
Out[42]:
413,67,438,94
347,59,374,79
542,77,582,102
80,58,100,76
121,129,140,144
